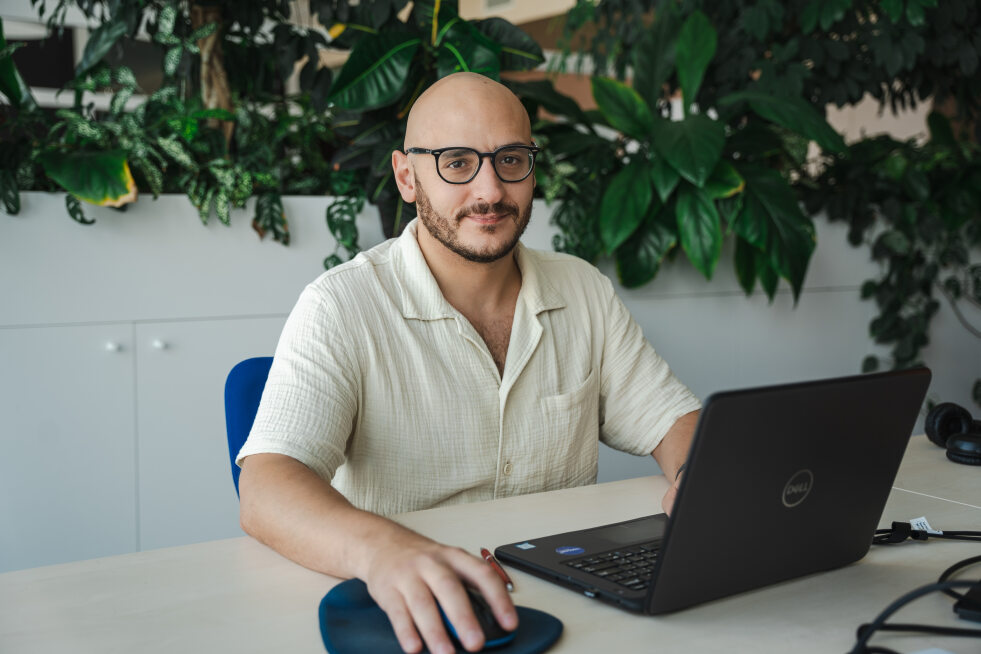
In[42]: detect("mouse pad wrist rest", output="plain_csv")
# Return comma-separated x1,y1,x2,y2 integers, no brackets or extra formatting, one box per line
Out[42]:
319,578,563,654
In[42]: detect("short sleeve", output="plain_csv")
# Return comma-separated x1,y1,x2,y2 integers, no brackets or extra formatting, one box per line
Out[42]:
235,284,359,481
598,278,701,455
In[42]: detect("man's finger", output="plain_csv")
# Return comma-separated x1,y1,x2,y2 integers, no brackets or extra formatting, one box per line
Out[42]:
427,571,485,652
402,583,456,654
447,548,519,632
374,593,423,654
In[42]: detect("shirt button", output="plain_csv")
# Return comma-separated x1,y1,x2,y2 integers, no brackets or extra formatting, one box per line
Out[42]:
503,461,513,476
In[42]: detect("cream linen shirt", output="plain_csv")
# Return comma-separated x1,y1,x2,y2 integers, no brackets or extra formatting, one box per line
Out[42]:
237,220,700,516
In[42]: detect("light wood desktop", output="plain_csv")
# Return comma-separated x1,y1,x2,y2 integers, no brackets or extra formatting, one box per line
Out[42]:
2,435,979,654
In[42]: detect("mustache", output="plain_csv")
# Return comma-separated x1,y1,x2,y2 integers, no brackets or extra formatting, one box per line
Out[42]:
454,200,519,221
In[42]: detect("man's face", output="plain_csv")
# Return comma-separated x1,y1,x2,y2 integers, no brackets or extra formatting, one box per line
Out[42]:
393,75,536,264
413,171,533,263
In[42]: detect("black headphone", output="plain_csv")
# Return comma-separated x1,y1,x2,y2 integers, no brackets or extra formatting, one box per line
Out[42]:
925,402,981,466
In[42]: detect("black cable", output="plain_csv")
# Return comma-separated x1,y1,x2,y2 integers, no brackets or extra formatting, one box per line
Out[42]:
938,554,981,600
848,580,981,654
871,523,981,545
858,622,981,638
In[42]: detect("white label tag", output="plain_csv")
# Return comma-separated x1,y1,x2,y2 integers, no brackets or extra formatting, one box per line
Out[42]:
910,516,943,535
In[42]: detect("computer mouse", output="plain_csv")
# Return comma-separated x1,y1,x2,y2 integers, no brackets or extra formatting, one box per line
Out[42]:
438,586,516,649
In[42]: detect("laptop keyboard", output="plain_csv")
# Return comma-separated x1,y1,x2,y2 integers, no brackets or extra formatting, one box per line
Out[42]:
562,542,660,592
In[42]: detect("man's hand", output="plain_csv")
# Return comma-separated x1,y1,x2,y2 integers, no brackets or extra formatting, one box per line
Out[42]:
239,453,517,654
362,532,517,654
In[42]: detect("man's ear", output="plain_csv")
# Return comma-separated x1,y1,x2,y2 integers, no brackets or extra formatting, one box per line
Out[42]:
392,150,416,203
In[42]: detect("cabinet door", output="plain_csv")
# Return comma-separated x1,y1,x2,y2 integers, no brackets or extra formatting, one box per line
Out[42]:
135,317,286,550
0,324,137,572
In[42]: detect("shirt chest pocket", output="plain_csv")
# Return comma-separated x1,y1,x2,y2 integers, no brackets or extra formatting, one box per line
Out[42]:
540,368,600,490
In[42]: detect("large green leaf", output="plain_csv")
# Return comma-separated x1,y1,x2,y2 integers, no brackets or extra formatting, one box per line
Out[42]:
676,183,722,279
756,248,779,300
650,114,725,188
675,11,716,110
591,77,655,141
40,150,138,207
616,209,677,288
471,18,544,71
734,237,758,295
737,164,816,300
631,10,678,111
730,186,768,248
328,33,422,111
437,21,500,80
600,159,656,253
0,17,37,110
77,19,129,76
704,160,745,199
719,91,846,153
650,153,680,203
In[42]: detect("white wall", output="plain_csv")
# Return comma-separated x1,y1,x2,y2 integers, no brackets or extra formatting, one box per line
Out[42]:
520,207,979,481
3,192,976,488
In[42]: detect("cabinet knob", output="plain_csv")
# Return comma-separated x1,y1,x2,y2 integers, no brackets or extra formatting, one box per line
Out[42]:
104,341,122,352
152,339,168,350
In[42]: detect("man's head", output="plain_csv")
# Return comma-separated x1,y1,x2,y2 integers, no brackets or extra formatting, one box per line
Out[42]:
392,73,536,264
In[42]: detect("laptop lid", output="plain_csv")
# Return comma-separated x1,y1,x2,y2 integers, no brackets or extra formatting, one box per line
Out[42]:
495,369,932,615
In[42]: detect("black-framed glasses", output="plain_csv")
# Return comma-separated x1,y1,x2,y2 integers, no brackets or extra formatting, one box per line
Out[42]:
405,144,540,184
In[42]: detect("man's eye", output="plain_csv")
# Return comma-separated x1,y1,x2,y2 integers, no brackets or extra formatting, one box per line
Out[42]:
500,155,520,166
444,159,471,169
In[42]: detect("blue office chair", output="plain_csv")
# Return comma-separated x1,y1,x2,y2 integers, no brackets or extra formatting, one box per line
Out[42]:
224,356,274,496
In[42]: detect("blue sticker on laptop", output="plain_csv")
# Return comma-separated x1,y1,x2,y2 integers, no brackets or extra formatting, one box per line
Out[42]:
555,546,585,556
515,542,536,550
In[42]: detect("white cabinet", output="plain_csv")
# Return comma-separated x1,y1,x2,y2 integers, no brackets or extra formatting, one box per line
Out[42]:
135,317,285,550
1,192,387,572
0,324,138,572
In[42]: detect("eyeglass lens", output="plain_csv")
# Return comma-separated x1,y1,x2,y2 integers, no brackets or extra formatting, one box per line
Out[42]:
437,147,533,183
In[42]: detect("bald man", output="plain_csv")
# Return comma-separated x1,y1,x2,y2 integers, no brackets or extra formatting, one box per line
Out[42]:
237,73,700,654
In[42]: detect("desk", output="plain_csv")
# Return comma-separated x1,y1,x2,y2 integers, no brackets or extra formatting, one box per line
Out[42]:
2,438,980,654
894,435,981,509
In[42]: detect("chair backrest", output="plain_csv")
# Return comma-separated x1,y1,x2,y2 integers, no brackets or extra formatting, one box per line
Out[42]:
224,356,274,496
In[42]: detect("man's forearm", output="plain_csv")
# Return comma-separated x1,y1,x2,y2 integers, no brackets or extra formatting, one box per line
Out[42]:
652,409,699,481
238,453,423,578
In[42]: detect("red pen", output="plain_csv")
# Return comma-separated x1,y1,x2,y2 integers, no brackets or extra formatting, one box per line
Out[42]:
480,547,514,592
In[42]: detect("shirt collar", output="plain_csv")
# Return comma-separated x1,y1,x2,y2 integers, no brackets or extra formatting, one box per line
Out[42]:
392,219,566,320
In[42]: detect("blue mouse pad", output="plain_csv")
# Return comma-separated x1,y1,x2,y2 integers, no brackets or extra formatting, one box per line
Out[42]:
319,578,563,654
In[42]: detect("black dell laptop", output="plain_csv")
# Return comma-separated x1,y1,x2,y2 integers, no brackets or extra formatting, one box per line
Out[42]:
495,369,931,614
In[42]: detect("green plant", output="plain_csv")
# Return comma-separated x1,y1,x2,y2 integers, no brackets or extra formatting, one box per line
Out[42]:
559,0,981,129
804,113,981,407
1,0,348,250
1,0,542,267
547,0,981,404
530,7,844,298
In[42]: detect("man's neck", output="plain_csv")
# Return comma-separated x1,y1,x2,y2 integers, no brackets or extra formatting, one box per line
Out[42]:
415,226,522,318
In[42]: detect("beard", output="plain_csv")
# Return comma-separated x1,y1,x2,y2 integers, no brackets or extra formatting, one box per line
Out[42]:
414,173,532,264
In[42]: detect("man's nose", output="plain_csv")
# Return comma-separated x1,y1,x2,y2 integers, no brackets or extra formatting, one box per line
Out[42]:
467,156,506,204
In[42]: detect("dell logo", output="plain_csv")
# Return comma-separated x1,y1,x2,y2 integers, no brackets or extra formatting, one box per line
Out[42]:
782,469,814,508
